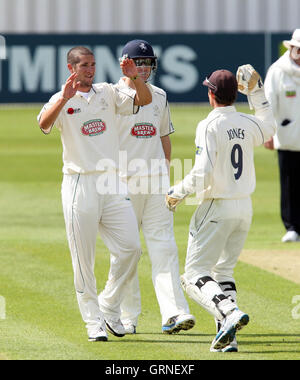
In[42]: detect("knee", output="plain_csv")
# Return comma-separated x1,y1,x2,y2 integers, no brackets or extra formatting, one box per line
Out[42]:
119,239,142,264
123,237,141,254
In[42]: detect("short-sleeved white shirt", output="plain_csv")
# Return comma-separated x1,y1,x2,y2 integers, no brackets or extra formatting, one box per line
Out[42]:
115,79,174,178
38,83,136,174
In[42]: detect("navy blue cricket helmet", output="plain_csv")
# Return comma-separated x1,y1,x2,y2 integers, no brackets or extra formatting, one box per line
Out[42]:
121,39,157,73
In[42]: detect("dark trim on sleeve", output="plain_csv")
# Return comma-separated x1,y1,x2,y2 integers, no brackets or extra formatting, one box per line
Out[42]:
38,106,53,135
161,121,175,137
39,125,53,135
115,87,135,101
133,103,140,114
239,114,264,144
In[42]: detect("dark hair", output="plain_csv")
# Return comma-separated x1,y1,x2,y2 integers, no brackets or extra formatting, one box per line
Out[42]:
214,92,237,106
204,69,237,106
67,46,94,66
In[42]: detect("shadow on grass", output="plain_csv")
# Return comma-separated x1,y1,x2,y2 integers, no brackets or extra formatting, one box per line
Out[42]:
107,332,300,354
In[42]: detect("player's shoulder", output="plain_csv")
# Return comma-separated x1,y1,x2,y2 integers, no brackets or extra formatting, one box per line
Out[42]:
266,58,285,79
112,78,125,90
45,90,63,105
92,82,111,93
53,90,64,99
149,84,167,99
200,109,222,128
236,111,262,127
195,119,208,135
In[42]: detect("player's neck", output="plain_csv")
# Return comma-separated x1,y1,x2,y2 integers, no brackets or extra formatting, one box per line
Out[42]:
213,104,227,108
211,98,226,108
78,85,93,93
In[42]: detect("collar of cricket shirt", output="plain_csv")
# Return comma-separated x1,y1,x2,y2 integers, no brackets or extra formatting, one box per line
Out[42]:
209,105,236,117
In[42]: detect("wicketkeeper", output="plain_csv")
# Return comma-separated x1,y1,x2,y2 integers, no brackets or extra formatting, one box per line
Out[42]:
166,65,276,352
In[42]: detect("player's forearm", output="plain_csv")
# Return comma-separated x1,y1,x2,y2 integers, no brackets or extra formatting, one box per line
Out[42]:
161,135,171,163
39,97,67,131
161,135,171,176
171,153,213,199
172,168,205,199
132,78,152,106
254,104,277,143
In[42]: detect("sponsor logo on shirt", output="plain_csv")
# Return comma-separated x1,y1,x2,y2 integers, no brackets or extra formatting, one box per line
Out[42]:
196,146,203,155
81,119,106,136
67,107,81,114
286,90,296,98
131,123,157,138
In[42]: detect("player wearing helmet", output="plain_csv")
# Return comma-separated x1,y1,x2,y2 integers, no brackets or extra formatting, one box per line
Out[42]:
116,39,195,335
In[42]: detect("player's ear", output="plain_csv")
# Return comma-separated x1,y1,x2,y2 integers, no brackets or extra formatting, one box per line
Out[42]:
209,89,215,98
67,63,75,74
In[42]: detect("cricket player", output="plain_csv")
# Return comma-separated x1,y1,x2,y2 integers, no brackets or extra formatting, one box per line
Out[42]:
37,46,152,342
166,65,276,351
116,39,195,334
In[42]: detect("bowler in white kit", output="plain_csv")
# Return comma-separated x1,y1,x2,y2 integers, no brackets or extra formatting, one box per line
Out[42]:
116,40,195,334
166,65,276,351
37,46,152,342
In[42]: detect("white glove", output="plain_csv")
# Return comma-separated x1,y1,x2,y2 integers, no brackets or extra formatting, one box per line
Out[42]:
236,64,263,95
165,188,184,212
236,64,269,110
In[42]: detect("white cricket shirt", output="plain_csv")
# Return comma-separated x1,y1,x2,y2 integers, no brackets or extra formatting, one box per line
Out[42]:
38,83,136,174
116,78,174,178
171,105,276,200
265,51,300,151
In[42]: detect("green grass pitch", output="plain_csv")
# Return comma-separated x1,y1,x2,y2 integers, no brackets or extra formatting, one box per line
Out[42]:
0,104,299,360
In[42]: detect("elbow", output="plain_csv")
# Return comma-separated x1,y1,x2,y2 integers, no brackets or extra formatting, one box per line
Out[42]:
39,120,48,131
38,118,52,134
39,119,46,130
38,114,46,129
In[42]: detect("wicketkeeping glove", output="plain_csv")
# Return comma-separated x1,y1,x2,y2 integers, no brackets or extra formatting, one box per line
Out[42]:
236,64,263,95
236,64,268,110
165,189,184,212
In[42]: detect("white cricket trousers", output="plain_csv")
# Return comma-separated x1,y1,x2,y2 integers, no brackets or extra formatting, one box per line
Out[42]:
120,193,190,326
61,174,141,335
184,198,253,285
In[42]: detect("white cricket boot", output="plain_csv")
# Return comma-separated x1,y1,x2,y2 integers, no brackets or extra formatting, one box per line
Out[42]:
123,322,137,334
222,337,238,352
211,308,249,350
162,314,196,334
105,318,126,337
210,336,238,352
88,325,108,342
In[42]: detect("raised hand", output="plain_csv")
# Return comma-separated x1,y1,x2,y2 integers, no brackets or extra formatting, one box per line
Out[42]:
120,57,139,79
62,72,81,100
236,64,263,95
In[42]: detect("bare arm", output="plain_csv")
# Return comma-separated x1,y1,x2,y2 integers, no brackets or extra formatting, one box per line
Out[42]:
161,135,171,163
120,58,152,106
39,72,80,131
161,135,172,177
